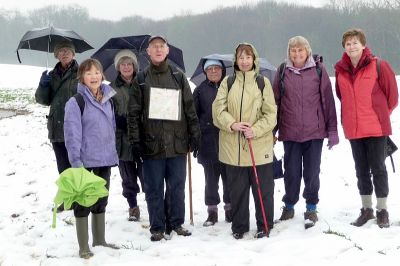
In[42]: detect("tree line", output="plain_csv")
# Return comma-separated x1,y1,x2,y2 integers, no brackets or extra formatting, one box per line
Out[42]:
1,0,400,76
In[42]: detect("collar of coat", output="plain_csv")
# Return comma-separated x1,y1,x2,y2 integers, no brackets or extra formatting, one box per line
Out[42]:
335,47,373,75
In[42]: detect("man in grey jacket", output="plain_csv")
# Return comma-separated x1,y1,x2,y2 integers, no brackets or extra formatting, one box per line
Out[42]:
127,35,201,241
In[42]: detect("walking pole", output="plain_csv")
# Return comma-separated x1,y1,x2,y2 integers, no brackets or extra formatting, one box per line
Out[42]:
248,139,269,236
187,152,194,225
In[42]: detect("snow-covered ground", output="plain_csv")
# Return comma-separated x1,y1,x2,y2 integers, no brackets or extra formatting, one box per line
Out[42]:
0,64,400,266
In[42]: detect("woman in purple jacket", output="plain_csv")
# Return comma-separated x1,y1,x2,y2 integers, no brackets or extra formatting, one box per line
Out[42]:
64,59,119,259
272,36,339,229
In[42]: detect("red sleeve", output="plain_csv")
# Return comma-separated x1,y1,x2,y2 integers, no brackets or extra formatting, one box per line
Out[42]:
379,60,398,114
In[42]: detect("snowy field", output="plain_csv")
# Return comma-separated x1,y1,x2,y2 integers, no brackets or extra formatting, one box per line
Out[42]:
0,63,400,266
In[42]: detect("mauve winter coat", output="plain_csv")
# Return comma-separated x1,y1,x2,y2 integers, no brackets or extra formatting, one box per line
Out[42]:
64,83,118,168
272,57,338,142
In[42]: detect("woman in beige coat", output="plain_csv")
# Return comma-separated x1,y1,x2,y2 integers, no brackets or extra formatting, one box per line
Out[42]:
212,43,277,239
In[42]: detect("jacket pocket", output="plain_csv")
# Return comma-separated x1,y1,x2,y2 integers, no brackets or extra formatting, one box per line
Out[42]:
174,131,188,154
143,134,160,156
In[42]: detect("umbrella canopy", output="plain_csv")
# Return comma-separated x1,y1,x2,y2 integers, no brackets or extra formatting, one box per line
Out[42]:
190,54,277,87
16,26,94,65
91,34,186,81
52,167,108,228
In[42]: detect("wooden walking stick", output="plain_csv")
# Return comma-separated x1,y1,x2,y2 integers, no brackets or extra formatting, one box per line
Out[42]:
187,152,194,225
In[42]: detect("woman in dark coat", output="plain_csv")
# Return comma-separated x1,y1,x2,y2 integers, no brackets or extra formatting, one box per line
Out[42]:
111,49,144,222
193,59,231,226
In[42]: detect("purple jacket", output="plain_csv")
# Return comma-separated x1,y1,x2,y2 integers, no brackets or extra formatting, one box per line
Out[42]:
64,83,118,168
272,58,338,142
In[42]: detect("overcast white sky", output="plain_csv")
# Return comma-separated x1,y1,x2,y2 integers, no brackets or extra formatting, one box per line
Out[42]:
0,0,329,21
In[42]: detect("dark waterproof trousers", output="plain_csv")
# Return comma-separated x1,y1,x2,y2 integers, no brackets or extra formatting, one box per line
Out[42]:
73,166,111,217
143,155,186,233
52,142,71,174
118,160,144,208
226,163,274,234
202,160,230,206
282,139,323,206
350,136,388,197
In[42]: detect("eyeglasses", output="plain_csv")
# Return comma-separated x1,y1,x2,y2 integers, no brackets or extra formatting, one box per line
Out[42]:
120,63,133,67
57,48,73,55
206,66,222,72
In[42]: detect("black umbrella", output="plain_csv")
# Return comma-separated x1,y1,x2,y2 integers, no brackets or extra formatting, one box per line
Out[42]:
190,54,277,86
91,34,186,81
16,26,93,67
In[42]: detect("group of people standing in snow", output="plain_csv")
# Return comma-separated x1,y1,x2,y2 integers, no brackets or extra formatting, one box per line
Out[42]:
35,28,398,259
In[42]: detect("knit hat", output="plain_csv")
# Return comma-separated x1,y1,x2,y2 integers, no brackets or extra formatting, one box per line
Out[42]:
203,59,223,71
53,41,75,57
114,49,139,71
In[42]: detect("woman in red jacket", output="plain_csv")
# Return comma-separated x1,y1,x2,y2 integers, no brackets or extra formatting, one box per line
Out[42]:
335,28,398,228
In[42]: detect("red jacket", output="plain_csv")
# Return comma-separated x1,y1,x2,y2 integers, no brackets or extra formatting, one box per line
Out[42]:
335,47,398,140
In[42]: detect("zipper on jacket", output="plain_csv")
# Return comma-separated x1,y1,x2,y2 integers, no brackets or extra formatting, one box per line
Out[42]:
238,73,246,166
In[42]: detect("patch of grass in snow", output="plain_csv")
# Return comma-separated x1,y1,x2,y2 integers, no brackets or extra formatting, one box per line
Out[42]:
0,88,35,108
323,228,363,251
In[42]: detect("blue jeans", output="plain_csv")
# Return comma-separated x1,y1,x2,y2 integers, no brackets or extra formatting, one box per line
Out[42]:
143,155,186,233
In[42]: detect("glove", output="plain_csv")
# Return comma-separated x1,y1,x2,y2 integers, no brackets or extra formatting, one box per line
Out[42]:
131,142,143,163
39,70,51,87
190,137,200,158
115,114,127,131
327,131,339,150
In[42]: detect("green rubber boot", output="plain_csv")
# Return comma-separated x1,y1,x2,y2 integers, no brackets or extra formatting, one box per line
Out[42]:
75,217,94,259
91,213,119,249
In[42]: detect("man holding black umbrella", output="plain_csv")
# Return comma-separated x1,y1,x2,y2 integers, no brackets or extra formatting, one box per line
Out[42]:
127,35,201,241
35,41,79,212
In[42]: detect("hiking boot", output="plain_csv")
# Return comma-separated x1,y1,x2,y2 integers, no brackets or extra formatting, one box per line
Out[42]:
279,207,295,221
225,210,232,223
203,212,218,227
254,229,269,239
376,209,390,228
128,206,140,222
150,232,165,242
173,226,192,236
233,232,244,239
351,208,375,227
304,210,318,229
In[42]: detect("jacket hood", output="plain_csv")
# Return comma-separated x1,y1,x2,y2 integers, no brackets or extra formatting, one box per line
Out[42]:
233,42,260,74
77,82,116,104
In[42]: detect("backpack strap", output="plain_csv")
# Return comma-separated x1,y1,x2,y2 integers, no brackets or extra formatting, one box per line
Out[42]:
376,57,381,81
169,65,185,89
73,93,85,115
227,73,265,94
227,73,236,92
278,62,286,97
255,74,265,95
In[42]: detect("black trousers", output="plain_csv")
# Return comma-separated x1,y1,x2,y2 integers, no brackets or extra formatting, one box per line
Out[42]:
202,161,230,206
52,142,71,174
73,166,111,217
226,163,274,234
118,160,144,208
350,136,388,198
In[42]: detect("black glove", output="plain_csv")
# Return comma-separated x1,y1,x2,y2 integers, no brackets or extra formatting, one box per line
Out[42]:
131,142,143,163
39,70,51,87
115,114,127,131
190,137,200,158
